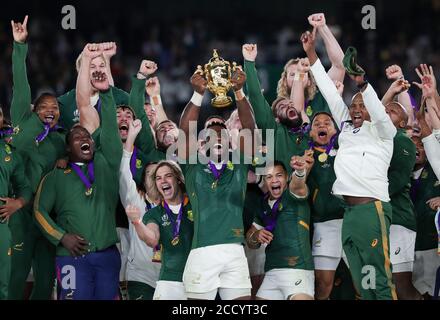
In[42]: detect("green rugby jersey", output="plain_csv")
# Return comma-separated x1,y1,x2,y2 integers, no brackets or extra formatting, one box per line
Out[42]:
57,87,129,131
11,42,66,193
244,60,309,175
411,163,440,251
307,146,344,223
180,155,249,249
129,76,166,163
33,89,122,256
388,129,417,231
0,141,32,211
143,197,193,282
255,189,313,272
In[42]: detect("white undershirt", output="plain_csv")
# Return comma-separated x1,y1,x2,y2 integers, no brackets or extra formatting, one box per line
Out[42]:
90,94,99,107
168,204,182,214
412,167,424,180
268,199,277,209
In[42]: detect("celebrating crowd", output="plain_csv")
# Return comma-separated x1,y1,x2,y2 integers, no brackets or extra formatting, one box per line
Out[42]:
0,12,439,301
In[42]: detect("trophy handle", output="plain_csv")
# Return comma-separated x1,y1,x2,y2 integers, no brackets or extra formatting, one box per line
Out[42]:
195,65,204,76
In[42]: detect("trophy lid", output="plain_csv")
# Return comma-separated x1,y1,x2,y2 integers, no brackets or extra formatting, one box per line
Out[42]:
207,49,229,68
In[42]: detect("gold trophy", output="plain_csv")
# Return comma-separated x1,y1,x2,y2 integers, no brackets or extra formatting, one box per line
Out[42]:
196,49,237,108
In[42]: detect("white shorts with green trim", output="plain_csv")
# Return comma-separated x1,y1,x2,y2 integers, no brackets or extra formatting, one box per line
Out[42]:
389,225,416,273
256,269,314,300
153,281,186,300
183,243,251,300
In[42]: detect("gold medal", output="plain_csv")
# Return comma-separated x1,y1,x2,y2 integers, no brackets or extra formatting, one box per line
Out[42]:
211,181,217,189
152,247,162,263
85,187,93,196
171,237,180,246
4,156,11,162
318,153,328,163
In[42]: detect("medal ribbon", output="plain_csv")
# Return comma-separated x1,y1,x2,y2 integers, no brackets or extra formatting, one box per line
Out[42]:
130,146,138,177
410,167,425,203
163,201,184,242
435,208,440,255
35,123,62,144
69,162,95,191
308,133,338,155
208,161,227,183
0,128,14,136
95,98,102,114
263,197,282,233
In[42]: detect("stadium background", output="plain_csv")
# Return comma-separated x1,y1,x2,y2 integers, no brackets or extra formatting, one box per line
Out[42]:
0,0,440,124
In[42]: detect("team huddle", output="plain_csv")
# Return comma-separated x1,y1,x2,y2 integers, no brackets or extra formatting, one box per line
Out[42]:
0,12,439,301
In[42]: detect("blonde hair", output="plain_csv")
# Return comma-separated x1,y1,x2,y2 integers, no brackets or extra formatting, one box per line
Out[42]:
75,52,106,73
276,58,318,101
147,160,185,201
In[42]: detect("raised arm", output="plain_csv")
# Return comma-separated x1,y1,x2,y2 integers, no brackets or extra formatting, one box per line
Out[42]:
130,60,162,156
119,119,146,209
101,42,116,87
179,70,206,160
289,151,313,198
384,65,414,127
381,78,411,107
99,85,123,168
10,15,32,125
76,44,102,134
302,29,349,129
308,13,345,82
125,205,160,248
243,44,277,130
146,76,168,124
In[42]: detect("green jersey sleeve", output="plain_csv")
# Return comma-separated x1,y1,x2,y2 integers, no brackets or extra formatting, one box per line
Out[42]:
11,42,32,126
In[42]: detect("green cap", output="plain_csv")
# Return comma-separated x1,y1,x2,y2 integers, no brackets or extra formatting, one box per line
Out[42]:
343,47,365,76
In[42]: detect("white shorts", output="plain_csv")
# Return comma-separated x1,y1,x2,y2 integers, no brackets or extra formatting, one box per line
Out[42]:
153,281,187,300
413,249,440,296
257,269,315,300
244,243,266,277
312,219,344,271
389,225,416,273
183,244,251,300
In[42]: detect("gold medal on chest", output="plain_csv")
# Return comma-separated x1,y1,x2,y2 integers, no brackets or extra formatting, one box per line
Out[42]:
318,153,328,163
85,187,93,196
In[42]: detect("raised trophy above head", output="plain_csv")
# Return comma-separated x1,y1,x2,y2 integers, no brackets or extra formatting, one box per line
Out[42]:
196,49,237,108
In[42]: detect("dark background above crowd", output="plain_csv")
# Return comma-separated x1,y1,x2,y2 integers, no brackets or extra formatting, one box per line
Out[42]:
1,0,440,123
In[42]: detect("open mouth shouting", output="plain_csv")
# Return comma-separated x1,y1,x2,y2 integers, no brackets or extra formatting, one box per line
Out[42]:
119,123,129,137
80,142,91,155
92,71,107,82
161,183,173,199
287,108,299,121
270,182,283,198
44,114,55,124
352,114,363,127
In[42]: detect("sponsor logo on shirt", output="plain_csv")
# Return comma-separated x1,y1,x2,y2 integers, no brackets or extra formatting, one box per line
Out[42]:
371,239,378,247
394,247,401,255
352,128,361,134
295,279,302,286
285,256,299,267
161,214,171,227
314,237,322,247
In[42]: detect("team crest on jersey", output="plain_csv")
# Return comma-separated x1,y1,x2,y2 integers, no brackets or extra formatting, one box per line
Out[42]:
136,159,142,169
161,214,171,227
227,161,234,171
73,110,80,123
422,171,429,179
187,210,194,222
64,169,72,174
13,126,20,135
232,228,243,237
5,144,12,155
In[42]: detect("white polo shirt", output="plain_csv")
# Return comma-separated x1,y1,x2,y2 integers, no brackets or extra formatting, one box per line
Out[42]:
310,59,396,202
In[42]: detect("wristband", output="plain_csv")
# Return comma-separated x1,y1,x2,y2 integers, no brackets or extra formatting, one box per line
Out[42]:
234,89,245,101
293,169,306,179
151,95,162,106
190,91,204,107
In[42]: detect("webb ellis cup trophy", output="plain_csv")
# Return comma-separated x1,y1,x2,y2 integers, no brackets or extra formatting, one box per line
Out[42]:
196,49,238,108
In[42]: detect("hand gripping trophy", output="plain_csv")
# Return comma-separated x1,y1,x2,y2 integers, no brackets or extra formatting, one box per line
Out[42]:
196,49,238,108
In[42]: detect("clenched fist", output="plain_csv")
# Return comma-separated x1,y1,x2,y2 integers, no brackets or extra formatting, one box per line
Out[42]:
242,44,258,62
